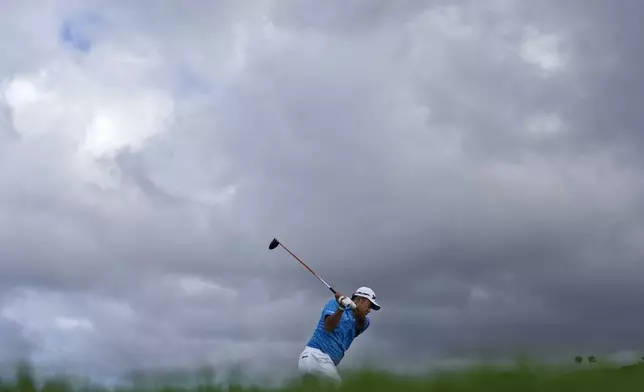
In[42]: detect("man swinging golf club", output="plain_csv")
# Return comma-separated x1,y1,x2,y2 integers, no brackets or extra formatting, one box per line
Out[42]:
267,238,380,384
297,286,380,384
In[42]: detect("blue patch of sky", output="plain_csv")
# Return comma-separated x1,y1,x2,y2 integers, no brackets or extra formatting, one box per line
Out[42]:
59,9,214,99
59,10,105,53
174,65,214,97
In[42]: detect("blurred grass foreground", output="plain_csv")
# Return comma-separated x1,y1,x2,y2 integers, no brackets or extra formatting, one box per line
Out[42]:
2,359,644,392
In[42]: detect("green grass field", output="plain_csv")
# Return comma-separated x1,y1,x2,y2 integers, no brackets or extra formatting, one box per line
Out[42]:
3,361,644,392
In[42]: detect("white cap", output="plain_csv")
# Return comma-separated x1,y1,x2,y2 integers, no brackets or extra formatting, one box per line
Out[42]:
353,286,380,311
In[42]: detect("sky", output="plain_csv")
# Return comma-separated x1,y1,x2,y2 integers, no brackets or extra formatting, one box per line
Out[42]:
1,0,644,385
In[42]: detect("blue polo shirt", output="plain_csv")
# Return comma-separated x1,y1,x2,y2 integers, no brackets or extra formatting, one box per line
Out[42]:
305,299,370,365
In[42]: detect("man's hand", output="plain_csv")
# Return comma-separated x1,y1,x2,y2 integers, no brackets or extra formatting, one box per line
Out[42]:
340,296,356,310
335,292,356,310
325,292,355,332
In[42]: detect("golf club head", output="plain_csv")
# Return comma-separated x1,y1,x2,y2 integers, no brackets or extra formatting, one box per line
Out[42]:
268,238,280,250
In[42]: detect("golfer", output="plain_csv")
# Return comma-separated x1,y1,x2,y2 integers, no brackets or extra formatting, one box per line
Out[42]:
297,286,380,384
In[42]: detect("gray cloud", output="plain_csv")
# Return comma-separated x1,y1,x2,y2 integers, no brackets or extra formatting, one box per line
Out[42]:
0,0,643,384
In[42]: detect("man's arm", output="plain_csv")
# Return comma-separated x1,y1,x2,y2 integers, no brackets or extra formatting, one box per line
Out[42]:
324,307,345,332
355,315,365,331
323,292,354,332
356,317,370,337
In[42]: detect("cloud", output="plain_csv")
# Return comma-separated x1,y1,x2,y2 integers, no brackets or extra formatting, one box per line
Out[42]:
1,0,643,384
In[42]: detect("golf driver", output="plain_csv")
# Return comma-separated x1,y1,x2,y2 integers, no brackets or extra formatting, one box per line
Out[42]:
269,238,352,306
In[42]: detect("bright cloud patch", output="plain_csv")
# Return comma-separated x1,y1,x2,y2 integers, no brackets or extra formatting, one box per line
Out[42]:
526,113,564,136
1,50,175,188
177,275,237,298
55,316,95,332
519,26,567,71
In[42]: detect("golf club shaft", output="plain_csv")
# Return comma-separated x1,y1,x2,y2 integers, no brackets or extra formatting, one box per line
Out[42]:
278,243,336,295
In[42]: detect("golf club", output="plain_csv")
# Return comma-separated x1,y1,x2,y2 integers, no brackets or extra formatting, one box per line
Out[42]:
269,237,339,296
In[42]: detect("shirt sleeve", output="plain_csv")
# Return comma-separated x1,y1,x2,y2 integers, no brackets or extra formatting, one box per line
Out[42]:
322,299,339,318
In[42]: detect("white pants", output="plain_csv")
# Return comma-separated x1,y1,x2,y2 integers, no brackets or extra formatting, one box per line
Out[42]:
297,346,342,384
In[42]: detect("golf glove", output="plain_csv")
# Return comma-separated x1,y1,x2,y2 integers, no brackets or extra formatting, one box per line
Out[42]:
338,296,356,310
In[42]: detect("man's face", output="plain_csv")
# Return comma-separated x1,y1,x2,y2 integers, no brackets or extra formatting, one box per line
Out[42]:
355,297,372,317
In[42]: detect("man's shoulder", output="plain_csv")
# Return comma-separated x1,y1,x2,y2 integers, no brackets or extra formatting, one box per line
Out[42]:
322,298,339,314
323,298,338,308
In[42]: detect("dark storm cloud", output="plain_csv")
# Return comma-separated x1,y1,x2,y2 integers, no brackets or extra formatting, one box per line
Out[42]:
1,0,643,383
204,0,644,364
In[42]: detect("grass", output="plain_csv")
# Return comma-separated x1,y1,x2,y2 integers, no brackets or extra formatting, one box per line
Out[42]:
2,360,644,392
